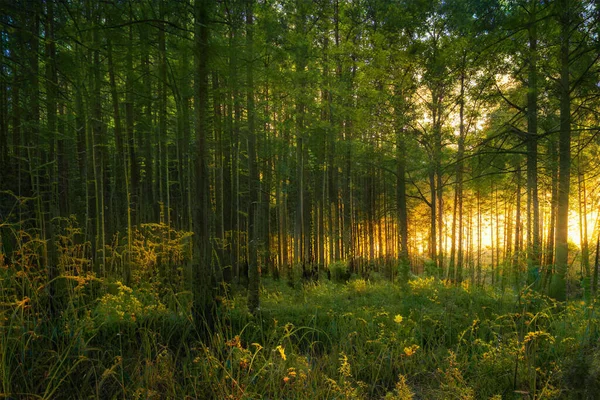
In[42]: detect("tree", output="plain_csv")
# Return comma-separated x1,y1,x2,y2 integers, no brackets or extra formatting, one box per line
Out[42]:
192,0,215,330
246,0,260,314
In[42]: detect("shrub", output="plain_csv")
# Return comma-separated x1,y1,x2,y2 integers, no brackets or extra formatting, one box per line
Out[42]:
96,281,168,324
385,375,414,400
330,261,351,283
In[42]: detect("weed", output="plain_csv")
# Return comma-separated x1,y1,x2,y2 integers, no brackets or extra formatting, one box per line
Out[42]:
3,225,600,399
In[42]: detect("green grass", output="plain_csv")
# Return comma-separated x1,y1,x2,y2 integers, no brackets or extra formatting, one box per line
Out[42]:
3,265,600,399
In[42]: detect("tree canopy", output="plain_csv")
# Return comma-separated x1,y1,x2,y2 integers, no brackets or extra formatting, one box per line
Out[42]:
1,0,600,314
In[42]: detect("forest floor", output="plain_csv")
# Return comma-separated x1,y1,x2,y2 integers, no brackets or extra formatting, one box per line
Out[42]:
2,270,600,399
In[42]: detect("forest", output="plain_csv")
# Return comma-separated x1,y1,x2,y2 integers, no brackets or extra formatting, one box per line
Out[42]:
1,0,600,398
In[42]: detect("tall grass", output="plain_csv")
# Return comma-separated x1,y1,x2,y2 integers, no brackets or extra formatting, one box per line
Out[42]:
2,223,600,398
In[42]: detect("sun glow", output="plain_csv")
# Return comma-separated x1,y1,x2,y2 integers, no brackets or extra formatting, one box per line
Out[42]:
568,210,599,249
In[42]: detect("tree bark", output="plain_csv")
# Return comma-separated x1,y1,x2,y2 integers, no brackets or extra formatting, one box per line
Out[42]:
550,0,571,300
192,0,214,331
526,0,541,270
246,0,260,314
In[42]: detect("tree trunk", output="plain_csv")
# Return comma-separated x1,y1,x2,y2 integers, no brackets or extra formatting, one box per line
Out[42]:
246,0,260,314
526,0,541,270
429,169,437,272
125,23,139,228
542,138,558,290
192,0,214,331
44,0,59,317
550,0,571,300
140,24,155,221
513,163,522,288
454,65,466,283
394,86,409,281
578,156,590,298
107,38,126,233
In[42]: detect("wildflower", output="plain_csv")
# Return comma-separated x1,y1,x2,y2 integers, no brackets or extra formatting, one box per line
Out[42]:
284,323,294,334
226,335,242,349
276,345,286,361
252,342,263,351
403,345,419,357
394,314,403,324
523,330,554,344
283,376,290,384
461,280,470,292
15,297,30,309
338,352,351,378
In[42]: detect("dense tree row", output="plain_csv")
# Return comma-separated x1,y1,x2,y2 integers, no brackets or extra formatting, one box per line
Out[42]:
1,0,599,322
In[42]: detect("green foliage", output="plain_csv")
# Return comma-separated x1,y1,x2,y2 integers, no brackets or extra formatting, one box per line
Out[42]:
2,0,600,397
330,260,352,283
435,351,474,399
96,281,168,325
107,223,193,290
3,224,600,399
384,375,414,400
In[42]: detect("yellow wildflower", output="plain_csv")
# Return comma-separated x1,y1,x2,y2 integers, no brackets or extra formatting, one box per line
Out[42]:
252,342,263,351
226,335,242,349
403,345,419,357
276,345,287,361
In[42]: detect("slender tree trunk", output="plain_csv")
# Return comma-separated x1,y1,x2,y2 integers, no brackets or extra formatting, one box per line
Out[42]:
526,0,541,270
213,72,227,273
158,0,168,228
504,196,512,288
294,2,310,266
429,169,437,272
476,190,481,285
543,138,558,290
11,41,22,198
125,23,139,229
246,0,260,314
593,237,599,294
0,30,6,173
192,0,214,331
44,1,59,317
229,18,242,283
394,89,409,281
262,74,273,275
489,181,495,286
57,94,68,217
550,0,571,300
513,163,522,288
140,24,155,221
107,38,126,233
578,156,590,297
90,19,106,274
454,66,466,283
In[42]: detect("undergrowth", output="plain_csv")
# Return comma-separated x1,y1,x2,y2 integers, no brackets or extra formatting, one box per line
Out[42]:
2,224,600,399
